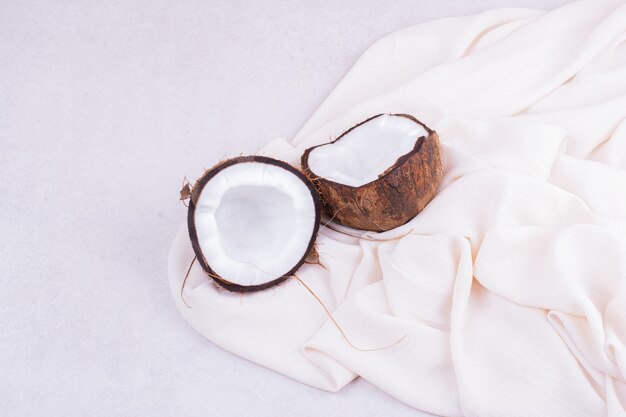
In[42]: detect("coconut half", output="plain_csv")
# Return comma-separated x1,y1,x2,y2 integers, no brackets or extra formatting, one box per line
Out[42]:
301,113,443,232
187,156,321,292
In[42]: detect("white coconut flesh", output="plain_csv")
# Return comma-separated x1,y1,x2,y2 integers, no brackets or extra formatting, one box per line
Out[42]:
193,161,317,287
307,114,428,187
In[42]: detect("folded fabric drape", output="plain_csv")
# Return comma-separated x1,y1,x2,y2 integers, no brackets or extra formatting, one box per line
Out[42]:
168,1,626,415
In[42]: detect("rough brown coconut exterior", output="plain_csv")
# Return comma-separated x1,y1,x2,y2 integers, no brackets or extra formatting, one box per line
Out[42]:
187,155,321,292
301,114,443,232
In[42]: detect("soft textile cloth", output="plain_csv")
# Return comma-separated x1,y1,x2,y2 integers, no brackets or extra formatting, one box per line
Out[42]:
168,1,626,415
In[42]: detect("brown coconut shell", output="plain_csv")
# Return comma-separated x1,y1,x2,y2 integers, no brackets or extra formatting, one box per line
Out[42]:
301,114,443,232
187,155,322,292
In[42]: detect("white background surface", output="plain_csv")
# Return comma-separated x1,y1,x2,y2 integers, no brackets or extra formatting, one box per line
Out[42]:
0,1,573,416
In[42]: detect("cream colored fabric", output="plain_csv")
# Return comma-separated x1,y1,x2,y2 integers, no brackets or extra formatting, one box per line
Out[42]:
168,1,626,415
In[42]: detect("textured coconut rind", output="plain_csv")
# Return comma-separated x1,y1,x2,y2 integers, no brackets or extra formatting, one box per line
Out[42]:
301,114,443,232
187,155,322,292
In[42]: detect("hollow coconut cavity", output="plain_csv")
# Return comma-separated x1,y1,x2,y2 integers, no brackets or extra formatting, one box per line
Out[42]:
188,156,321,292
302,113,443,232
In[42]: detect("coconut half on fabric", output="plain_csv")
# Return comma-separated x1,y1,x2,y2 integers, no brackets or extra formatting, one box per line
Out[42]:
187,156,321,292
302,114,443,232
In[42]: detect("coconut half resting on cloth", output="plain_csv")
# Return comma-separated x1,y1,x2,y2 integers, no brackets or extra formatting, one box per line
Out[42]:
302,113,443,232
185,114,442,292
187,156,321,292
